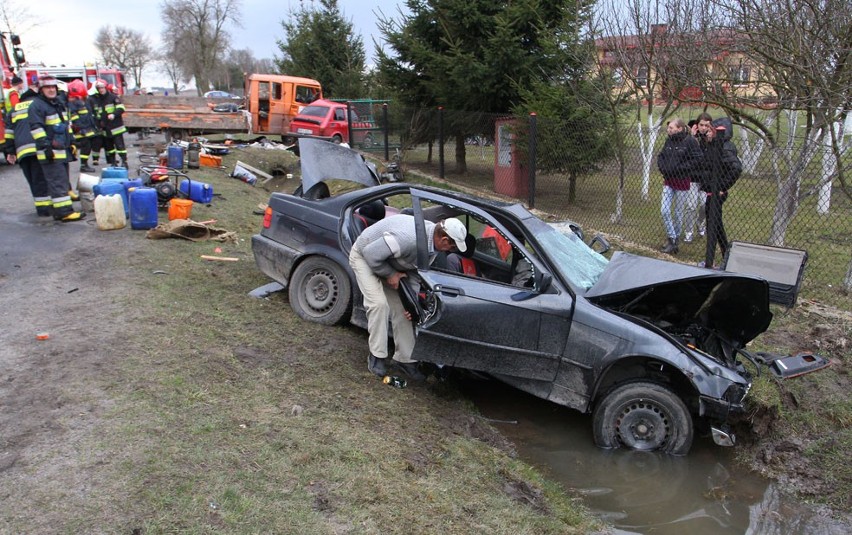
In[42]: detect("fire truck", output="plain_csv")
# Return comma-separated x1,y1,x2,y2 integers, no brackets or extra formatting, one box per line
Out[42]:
1,32,25,89
21,64,127,95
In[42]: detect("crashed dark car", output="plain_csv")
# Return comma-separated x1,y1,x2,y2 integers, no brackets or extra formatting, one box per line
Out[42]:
252,139,773,455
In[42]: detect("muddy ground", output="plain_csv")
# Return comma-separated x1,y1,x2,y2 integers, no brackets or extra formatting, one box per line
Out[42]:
0,146,849,531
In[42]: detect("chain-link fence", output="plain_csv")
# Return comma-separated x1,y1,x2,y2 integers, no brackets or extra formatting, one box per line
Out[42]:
358,104,851,305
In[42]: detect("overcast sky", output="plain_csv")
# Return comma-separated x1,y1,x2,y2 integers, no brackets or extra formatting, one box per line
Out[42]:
16,0,405,87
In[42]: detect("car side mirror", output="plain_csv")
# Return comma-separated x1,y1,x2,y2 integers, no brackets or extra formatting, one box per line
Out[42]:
590,234,610,255
510,271,552,301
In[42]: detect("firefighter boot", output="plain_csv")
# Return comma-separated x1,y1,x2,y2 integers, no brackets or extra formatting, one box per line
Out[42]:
59,211,86,222
80,162,96,173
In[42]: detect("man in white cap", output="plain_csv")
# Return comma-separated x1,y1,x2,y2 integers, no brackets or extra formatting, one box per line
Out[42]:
349,214,467,381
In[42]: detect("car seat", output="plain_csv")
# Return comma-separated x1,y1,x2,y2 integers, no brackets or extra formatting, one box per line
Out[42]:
352,199,387,238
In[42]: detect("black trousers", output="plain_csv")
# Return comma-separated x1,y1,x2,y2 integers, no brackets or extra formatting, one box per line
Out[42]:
91,135,104,163
704,192,728,268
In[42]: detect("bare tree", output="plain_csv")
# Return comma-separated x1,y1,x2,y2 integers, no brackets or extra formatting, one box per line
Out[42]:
594,0,705,201
160,0,242,96
678,0,851,247
95,26,154,88
158,42,190,93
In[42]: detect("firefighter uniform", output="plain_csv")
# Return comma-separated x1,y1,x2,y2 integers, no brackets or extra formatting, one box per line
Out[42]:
67,80,97,172
90,82,128,167
3,90,52,216
28,76,84,221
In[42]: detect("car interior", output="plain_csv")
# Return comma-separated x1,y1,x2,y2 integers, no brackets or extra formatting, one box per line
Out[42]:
347,195,536,289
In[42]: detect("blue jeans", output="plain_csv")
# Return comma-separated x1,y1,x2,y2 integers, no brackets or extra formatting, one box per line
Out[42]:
661,185,688,240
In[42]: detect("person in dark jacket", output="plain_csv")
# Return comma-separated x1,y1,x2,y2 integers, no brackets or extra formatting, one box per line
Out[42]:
28,75,84,222
3,80,52,216
695,113,742,268
67,79,97,173
657,117,702,254
90,79,128,168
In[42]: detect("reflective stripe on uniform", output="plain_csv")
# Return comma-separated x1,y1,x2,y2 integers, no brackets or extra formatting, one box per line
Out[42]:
110,126,127,136
37,150,68,161
52,197,73,208
34,197,53,208
16,143,37,159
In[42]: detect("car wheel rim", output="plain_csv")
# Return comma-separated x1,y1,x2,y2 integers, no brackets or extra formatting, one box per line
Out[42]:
302,269,338,316
614,400,670,451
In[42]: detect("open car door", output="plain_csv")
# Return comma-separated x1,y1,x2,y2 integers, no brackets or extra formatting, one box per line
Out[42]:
404,189,573,382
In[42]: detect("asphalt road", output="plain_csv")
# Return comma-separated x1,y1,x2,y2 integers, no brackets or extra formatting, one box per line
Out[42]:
0,160,91,277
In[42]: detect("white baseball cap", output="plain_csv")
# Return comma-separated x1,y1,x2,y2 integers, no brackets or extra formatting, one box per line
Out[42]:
441,218,468,252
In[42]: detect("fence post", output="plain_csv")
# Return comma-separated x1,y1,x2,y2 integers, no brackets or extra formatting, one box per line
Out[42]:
438,106,445,179
382,103,389,161
346,101,353,145
528,112,537,209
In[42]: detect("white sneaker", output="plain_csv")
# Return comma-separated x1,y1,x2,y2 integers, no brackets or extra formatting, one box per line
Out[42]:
684,232,693,243
698,223,706,237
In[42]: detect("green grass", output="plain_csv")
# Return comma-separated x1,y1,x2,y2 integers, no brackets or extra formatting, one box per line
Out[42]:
2,144,599,534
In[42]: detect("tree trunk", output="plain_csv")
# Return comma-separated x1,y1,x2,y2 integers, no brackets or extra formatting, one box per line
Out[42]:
768,169,800,246
568,171,577,204
844,254,852,291
455,136,467,174
426,141,433,164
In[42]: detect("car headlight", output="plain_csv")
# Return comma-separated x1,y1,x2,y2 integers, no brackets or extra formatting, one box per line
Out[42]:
723,382,750,404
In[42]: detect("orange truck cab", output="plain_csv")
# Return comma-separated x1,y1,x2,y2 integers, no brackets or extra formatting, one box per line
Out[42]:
288,99,379,146
245,74,322,135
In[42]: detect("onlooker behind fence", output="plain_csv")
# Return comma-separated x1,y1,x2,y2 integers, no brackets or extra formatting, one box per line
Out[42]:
684,119,707,242
657,117,702,255
695,113,742,269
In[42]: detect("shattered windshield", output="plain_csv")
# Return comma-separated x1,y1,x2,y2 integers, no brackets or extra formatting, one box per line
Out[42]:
537,222,609,291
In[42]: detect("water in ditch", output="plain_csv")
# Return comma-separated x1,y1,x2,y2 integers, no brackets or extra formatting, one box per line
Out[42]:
463,379,849,534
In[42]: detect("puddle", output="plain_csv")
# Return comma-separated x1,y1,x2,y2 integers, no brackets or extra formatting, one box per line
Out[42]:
462,379,849,534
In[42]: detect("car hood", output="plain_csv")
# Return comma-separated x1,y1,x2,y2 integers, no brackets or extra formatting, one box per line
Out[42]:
299,138,381,194
585,252,772,344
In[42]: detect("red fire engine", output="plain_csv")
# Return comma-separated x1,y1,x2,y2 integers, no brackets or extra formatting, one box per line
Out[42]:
21,64,127,95
1,32,25,89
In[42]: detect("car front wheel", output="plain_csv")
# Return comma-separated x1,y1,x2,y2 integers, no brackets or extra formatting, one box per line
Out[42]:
288,257,351,325
592,382,693,455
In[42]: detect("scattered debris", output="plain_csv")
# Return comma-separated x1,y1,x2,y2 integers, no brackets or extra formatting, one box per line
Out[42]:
248,282,284,298
291,405,304,416
232,160,273,185
152,270,169,275
36,332,50,341
67,288,79,294
200,255,239,262
146,219,237,242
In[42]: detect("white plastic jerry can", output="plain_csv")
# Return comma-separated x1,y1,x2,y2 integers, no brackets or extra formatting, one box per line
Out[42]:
94,193,127,230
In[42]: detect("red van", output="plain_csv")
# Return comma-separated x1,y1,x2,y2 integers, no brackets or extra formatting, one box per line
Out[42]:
288,99,376,146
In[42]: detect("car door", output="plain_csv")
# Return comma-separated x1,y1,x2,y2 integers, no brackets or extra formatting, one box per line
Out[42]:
407,189,573,382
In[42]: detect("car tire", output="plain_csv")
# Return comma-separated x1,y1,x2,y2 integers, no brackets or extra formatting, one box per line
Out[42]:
592,381,693,455
331,134,343,144
288,256,351,326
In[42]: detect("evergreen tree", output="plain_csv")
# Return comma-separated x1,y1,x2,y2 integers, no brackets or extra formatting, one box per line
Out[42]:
275,0,366,98
376,0,600,173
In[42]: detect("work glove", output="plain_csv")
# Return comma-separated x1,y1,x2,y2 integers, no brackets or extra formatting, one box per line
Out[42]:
44,147,54,162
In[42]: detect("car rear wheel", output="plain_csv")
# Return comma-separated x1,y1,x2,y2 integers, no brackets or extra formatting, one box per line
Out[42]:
592,382,693,455
331,134,343,144
288,257,351,325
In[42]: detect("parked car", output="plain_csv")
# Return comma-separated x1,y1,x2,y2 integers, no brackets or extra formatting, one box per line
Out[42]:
288,99,377,147
204,90,241,99
252,139,774,455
